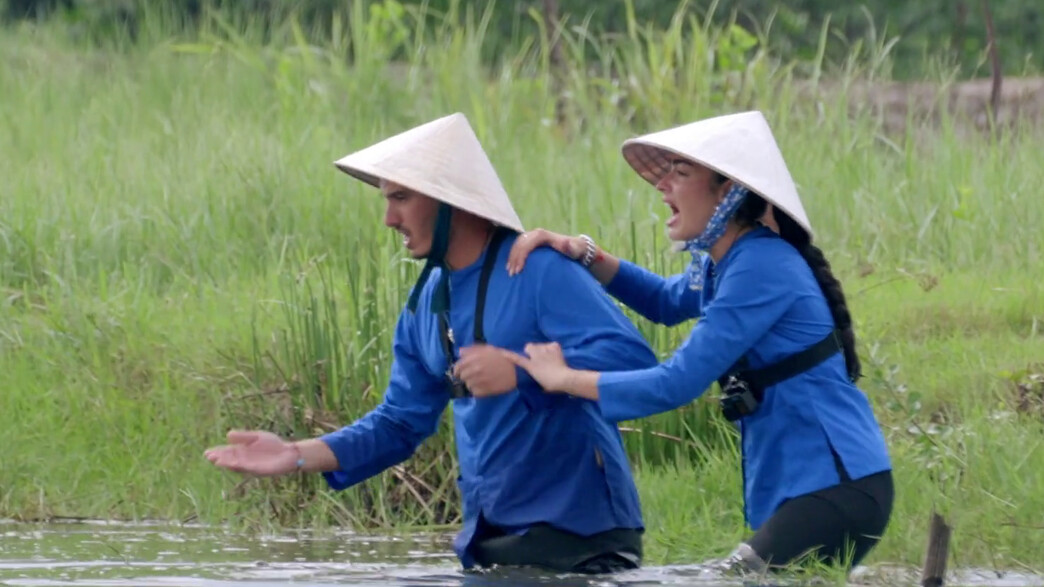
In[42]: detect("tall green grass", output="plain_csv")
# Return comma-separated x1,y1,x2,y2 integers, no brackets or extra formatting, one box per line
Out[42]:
1,0,1042,571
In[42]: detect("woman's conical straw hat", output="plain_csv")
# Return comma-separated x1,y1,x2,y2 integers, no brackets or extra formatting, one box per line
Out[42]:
621,110,812,238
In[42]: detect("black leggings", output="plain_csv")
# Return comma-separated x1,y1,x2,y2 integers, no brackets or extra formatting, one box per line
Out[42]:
747,469,894,570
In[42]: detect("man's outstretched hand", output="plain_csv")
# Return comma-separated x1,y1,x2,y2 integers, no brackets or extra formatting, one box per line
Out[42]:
204,430,300,477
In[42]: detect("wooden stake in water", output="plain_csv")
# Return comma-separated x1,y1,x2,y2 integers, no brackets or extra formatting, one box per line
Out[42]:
921,511,952,587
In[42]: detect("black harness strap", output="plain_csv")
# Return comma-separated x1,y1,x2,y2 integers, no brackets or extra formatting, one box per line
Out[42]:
718,328,843,414
471,228,510,344
739,329,843,392
439,227,512,397
438,314,454,367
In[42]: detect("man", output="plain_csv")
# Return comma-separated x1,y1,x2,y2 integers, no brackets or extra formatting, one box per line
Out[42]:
204,113,659,573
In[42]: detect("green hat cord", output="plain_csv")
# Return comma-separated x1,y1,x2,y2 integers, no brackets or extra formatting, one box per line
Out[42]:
407,203,454,314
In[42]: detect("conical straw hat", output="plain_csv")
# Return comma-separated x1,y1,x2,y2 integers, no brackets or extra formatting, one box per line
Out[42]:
621,110,812,238
334,112,524,233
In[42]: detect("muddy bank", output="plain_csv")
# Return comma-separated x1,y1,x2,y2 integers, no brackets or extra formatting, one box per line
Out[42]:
797,76,1044,134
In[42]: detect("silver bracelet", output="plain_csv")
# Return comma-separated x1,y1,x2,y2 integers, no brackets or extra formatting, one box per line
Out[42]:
578,234,597,268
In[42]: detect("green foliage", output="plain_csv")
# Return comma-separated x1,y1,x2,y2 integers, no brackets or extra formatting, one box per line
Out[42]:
3,0,1042,78
1,0,1044,572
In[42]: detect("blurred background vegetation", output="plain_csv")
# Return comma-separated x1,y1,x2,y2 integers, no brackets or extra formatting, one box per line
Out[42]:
4,0,1044,561
4,0,1041,80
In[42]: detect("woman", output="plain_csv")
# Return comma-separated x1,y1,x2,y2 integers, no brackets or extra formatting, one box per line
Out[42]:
459,111,894,573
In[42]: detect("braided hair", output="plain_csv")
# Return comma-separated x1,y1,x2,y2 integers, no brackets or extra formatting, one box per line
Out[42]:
719,174,862,381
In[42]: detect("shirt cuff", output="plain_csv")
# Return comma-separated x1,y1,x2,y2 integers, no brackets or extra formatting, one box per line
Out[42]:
317,435,353,490
603,259,644,299
595,370,645,422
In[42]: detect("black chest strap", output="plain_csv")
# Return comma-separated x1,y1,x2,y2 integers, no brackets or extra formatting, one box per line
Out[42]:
438,228,512,396
719,328,844,396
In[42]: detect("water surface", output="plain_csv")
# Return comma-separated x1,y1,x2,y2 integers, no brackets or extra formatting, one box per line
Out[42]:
1,520,1040,586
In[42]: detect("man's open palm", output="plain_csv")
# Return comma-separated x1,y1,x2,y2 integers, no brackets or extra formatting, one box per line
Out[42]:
204,430,298,477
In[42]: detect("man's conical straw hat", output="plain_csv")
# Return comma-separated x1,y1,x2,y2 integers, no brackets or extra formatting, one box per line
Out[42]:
333,113,524,233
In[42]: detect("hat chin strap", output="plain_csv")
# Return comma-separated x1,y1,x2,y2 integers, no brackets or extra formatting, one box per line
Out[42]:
683,184,749,291
407,203,454,313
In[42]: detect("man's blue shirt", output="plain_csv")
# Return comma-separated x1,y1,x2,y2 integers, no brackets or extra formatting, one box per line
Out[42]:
319,232,658,567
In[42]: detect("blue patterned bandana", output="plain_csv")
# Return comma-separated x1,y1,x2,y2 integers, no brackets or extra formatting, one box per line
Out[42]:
684,183,750,290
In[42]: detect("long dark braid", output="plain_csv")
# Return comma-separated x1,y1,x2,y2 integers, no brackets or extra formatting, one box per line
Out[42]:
725,175,862,382
773,207,861,381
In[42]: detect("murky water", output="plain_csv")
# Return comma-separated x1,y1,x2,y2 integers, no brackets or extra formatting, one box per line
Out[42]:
0,520,1041,586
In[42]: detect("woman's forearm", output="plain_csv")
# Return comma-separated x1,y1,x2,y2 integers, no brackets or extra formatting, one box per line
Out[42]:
560,369,602,401
587,246,621,285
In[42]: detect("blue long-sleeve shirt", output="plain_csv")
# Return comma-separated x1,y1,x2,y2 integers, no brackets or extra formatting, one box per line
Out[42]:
604,259,706,326
598,227,892,530
319,232,658,567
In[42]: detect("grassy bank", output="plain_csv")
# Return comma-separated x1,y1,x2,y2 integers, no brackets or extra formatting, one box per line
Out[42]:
2,3,1043,573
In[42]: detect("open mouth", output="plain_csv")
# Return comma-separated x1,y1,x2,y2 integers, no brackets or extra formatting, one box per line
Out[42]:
666,203,680,227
